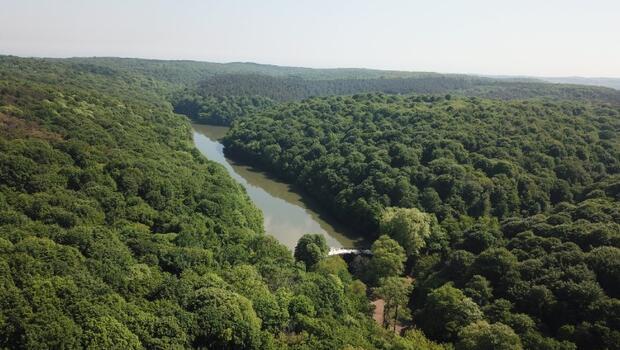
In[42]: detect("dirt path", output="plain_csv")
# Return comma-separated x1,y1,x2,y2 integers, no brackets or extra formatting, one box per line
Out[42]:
371,276,414,333
372,298,405,333
372,299,385,326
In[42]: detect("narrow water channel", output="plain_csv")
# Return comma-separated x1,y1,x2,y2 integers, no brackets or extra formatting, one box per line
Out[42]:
192,124,361,250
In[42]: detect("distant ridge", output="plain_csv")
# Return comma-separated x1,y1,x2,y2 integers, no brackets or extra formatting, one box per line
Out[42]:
2,55,618,102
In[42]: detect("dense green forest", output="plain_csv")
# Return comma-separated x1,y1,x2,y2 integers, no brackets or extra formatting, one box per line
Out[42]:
194,74,620,105
223,94,620,349
193,74,484,101
1,55,619,349
171,72,620,126
224,94,619,232
0,56,448,349
61,57,442,83
173,93,276,126
60,56,620,127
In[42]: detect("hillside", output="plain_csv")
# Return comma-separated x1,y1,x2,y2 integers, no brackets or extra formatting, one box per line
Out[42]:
223,93,620,349
0,56,441,349
58,56,430,85
7,56,617,128
543,77,620,90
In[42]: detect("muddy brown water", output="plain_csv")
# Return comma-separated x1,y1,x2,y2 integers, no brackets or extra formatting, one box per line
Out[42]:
192,124,362,250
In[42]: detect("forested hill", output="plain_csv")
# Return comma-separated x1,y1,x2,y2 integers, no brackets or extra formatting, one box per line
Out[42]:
543,77,620,90
57,56,432,85
2,55,619,349
193,74,620,104
224,93,620,349
224,94,620,233
175,73,620,125
194,73,485,101
177,70,620,126
0,56,445,349
9,56,618,126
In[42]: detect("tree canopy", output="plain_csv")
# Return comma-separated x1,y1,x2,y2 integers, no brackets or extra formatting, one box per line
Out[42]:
223,92,620,349
0,56,450,350
294,233,329,268
1,55,619,349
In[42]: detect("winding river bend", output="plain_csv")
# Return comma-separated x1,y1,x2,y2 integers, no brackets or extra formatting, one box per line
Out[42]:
192,124,361,250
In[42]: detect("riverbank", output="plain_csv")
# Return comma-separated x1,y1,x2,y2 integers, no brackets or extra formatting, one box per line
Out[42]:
192,124,363,250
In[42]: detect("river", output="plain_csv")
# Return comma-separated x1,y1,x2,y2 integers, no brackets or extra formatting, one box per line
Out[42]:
192,124,361,250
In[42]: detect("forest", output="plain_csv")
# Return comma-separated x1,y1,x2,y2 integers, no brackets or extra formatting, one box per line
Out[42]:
0,55,619,349
0,56,448,349
223,94,620,349
171,72,620,126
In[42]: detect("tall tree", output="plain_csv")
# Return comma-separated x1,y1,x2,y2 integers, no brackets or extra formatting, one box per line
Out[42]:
417,284,484,342
368,235,406,283
380,207,438,256
294,233,329,268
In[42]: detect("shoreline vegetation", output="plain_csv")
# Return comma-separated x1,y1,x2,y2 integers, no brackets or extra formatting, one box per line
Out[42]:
191,123,364,250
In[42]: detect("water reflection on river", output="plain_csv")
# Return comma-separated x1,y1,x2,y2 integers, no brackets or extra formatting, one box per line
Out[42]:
192,124,361,250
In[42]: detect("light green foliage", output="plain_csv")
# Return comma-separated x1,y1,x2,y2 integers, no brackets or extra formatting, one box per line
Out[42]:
224,265,289,331
380,207,438,256
0,56,434,350
297,273,346,316
288,294,316,319
314,255,351,282
368,235,406,283
395,329,448,350
456,321,522,350
189,287,262,349
83,316,143,350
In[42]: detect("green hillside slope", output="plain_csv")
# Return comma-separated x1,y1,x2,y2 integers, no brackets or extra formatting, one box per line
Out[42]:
0,56,439,349
224,93,620,349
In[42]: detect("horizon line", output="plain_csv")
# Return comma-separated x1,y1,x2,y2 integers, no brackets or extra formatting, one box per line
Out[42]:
2,52,619,80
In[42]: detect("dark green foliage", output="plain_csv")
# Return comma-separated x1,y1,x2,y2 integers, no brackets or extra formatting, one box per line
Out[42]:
407,193,620,349
195,73,620,106
586,246,620,298
223,92,619,348
224,94,619,235
172,92,275,126
194,73,487,102
163,62,620,126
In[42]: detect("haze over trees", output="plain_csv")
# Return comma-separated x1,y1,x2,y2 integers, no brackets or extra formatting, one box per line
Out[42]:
174,74,620,126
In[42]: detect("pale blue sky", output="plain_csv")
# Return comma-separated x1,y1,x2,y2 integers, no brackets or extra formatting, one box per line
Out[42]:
1,0,618,77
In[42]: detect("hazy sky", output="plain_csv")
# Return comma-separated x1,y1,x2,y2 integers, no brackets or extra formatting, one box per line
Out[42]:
1,0,619,77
